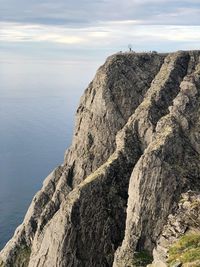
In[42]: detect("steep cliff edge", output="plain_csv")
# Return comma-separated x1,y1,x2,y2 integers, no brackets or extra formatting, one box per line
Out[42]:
1,51,200,267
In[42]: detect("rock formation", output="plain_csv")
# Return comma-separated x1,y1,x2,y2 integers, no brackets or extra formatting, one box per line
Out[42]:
1,50,200,267
148,191,200,267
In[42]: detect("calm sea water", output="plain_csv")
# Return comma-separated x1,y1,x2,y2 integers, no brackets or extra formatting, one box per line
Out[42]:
0,59,99,249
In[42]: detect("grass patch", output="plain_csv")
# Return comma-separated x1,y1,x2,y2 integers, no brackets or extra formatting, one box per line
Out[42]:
81,153,118,186
132,250,153,266
168,233,200,266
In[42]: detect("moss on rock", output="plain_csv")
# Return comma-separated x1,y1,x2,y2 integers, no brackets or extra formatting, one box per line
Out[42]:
168,233,200,266
132,251,153,267
13,246,31,267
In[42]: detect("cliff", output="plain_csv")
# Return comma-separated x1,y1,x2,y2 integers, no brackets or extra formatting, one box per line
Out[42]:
1,51,200,267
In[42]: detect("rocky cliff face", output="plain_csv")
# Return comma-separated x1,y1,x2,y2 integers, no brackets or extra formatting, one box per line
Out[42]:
1,51,200,267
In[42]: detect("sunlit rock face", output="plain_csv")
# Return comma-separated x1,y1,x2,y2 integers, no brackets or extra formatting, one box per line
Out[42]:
1,51,200,267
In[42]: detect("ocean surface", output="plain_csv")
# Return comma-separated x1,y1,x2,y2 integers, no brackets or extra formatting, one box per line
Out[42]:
0,59,100,249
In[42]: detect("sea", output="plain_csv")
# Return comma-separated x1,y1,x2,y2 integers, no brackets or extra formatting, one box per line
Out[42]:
0,59,100,249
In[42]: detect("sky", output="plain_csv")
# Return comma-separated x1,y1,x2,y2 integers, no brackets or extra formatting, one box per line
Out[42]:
0,0,200,63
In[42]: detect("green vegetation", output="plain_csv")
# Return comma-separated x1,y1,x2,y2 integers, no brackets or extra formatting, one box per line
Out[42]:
132,250,153,266
81,152,118,186
13,246,31,267
168,233,200,266
115,250,153,267
0,248,30,267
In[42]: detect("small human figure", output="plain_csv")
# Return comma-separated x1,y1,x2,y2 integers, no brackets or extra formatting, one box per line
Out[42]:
128,44,132,52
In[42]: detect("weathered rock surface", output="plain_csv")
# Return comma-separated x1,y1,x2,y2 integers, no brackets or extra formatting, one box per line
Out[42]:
65,53,165,186
1,51,200,267
114,51,200,266
148,191,200,267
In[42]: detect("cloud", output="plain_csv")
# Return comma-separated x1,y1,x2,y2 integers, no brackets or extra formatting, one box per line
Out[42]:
1,0,200,62
0,0,200,26
1,21,200,47
0,23,86,44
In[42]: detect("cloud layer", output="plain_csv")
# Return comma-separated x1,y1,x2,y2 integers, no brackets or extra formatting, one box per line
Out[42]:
1,0,200,26
1,0,200,61
1,21,200,47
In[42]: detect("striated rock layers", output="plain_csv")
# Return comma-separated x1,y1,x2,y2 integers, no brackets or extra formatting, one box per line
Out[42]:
1,50,200,267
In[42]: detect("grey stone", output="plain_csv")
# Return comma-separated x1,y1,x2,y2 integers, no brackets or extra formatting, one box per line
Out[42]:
1,51,200,267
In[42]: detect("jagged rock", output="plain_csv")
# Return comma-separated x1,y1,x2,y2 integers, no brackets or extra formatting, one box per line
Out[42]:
150,191,200,267
0,52,164,267
65,53,166,186
1,51,200,267
113,51,200,267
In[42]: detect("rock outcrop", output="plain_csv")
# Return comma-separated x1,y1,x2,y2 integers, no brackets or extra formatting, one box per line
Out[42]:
1,51,200,267
147,191,200,267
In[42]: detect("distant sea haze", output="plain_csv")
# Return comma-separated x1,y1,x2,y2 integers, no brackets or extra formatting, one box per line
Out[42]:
0,59,99,249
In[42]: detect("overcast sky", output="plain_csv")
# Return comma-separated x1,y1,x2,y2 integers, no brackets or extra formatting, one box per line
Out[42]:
1,0,200,63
